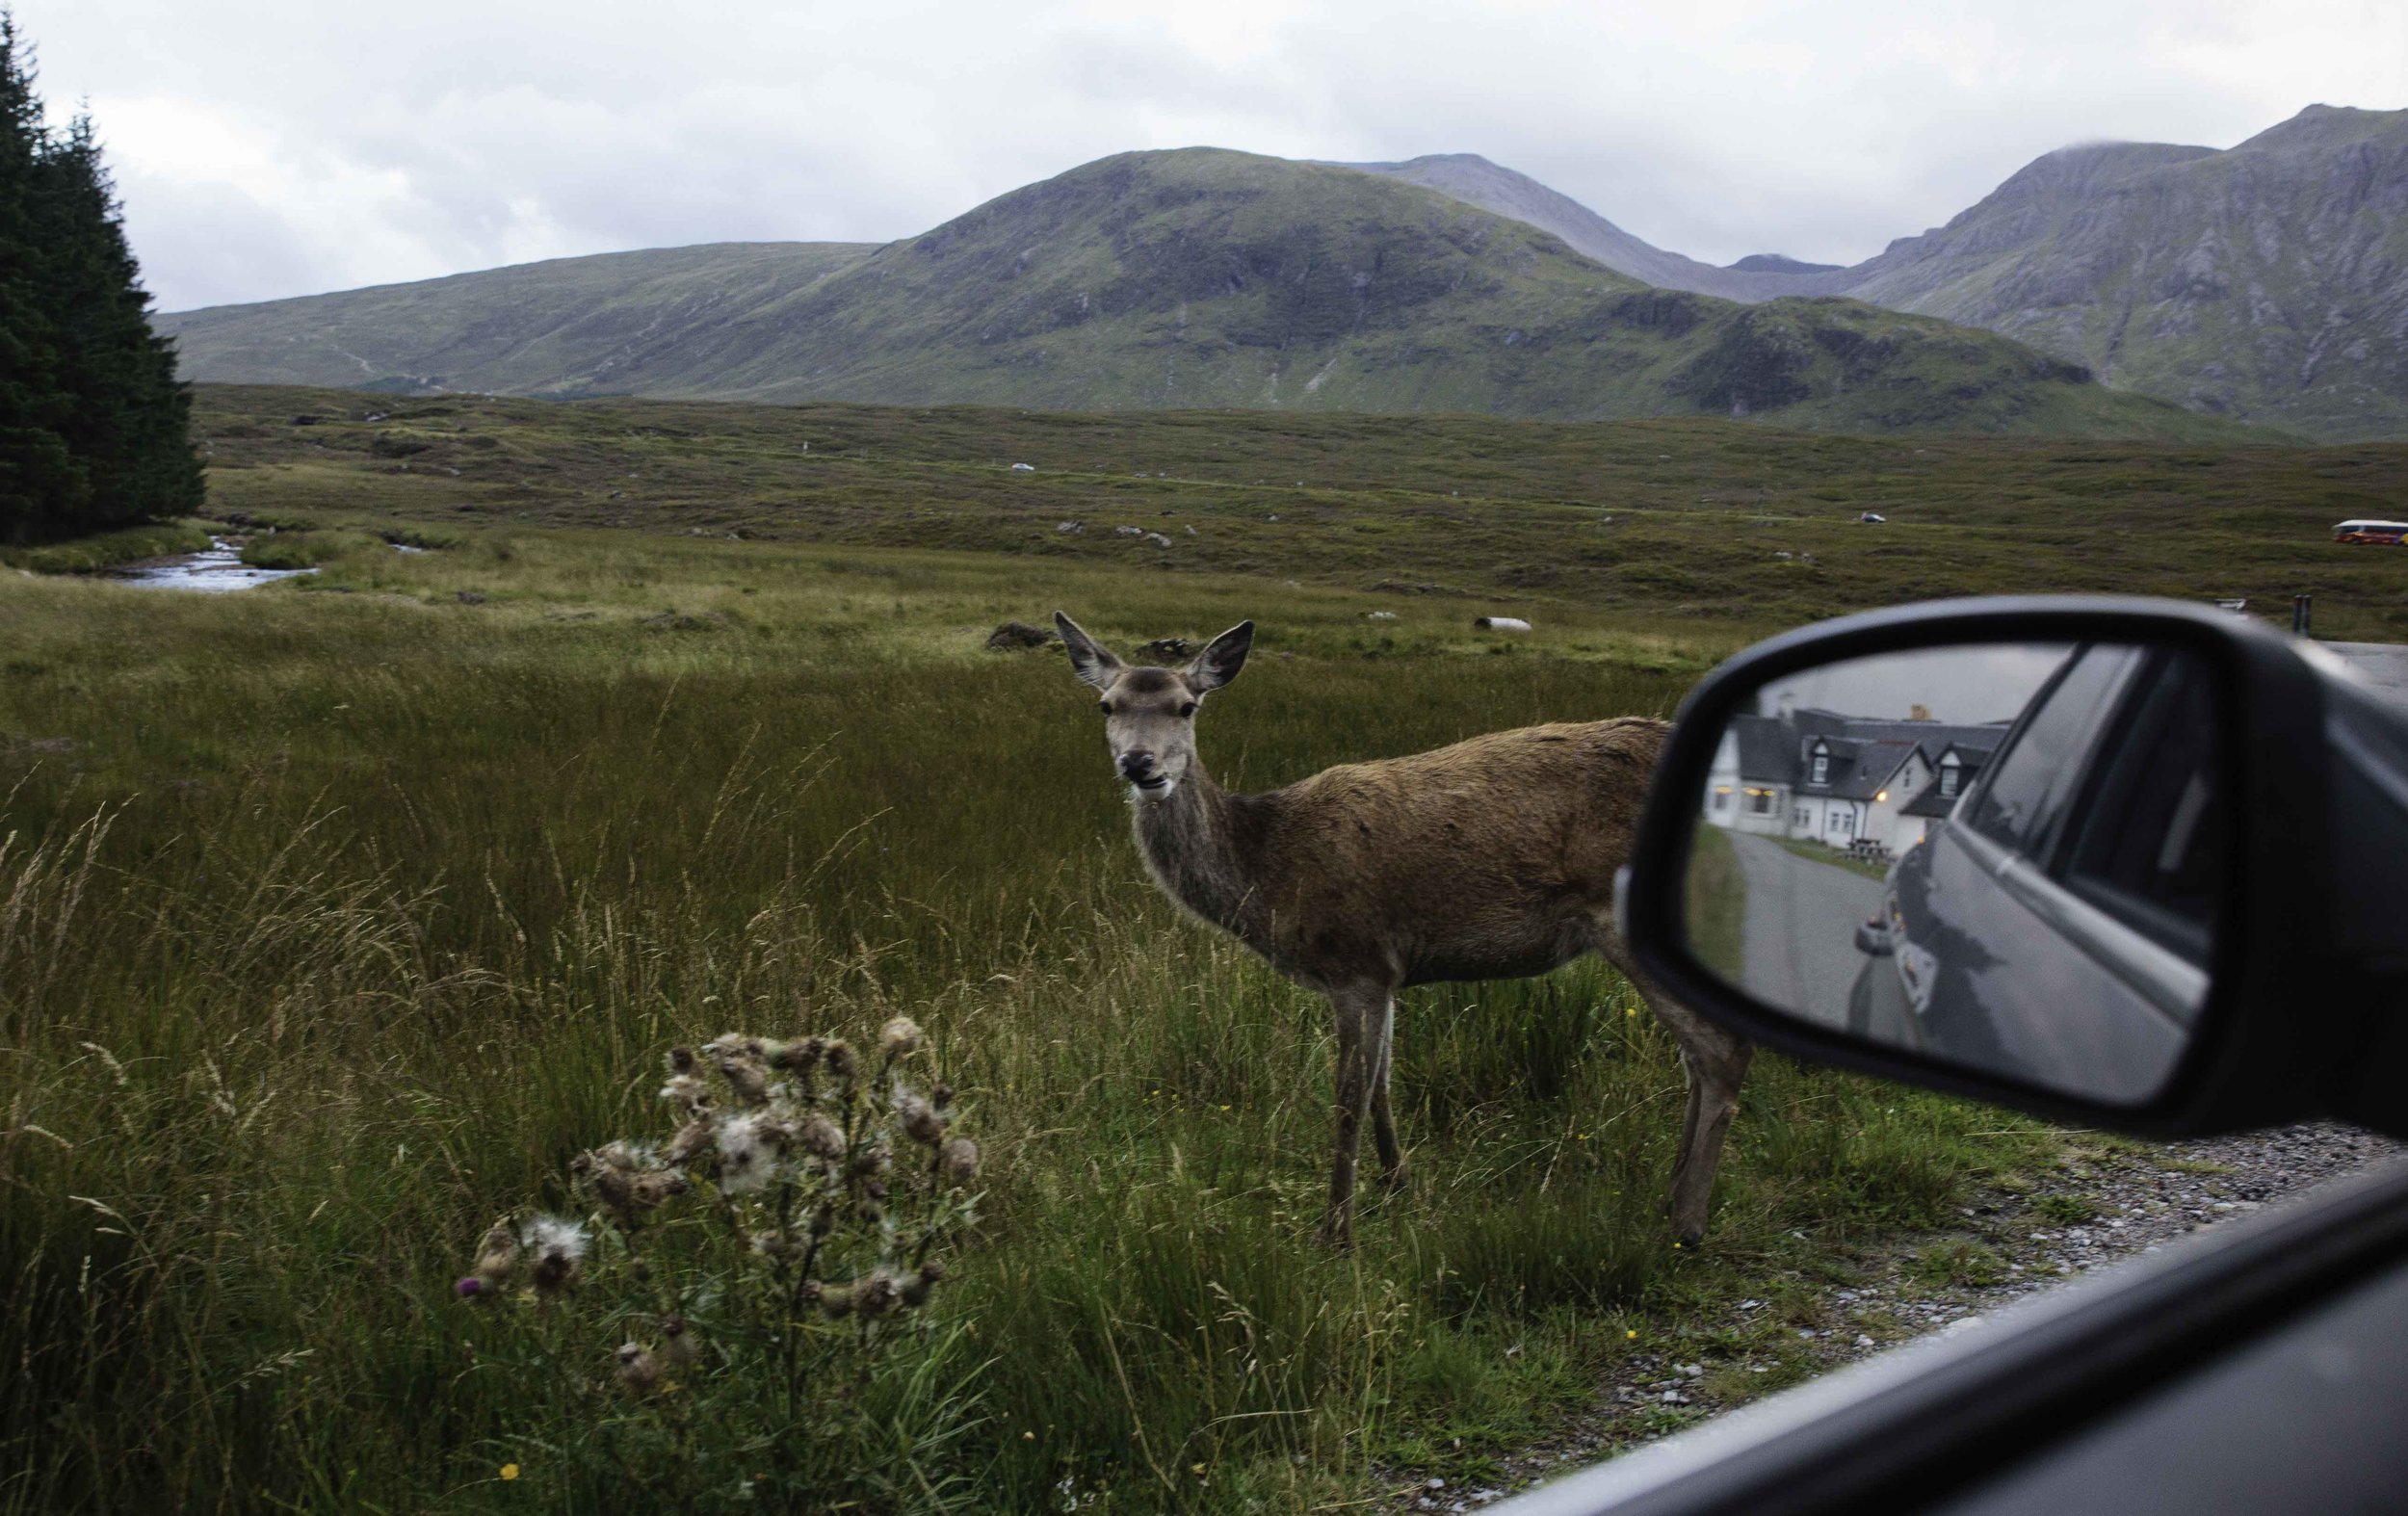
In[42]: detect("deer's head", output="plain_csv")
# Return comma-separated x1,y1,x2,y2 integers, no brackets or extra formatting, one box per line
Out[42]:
1054,614,1253,801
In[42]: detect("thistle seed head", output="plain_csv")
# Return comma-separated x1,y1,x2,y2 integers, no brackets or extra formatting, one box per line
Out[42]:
893,1087,946,1147
615,1341,661,1397
629,1169,691,1211
716,1112,780,1194
854,1271,902,1320
824,1040,857,1080
798,1113,846,1163
523,1215,588,1296
816,1283,853,1319
878,1016,925,1060
713,1051,772,1107
667,1046,698,1077
941,1137,982,1187
661,1315,701,1372
659,1073,712,1116
665,1111,720,1167
470,1220,519,1286
771,1036,825,1073
573,1155,639,1224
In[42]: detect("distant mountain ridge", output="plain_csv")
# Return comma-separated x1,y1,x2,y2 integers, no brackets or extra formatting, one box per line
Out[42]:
160,145,2278,441
1349,106,2408,439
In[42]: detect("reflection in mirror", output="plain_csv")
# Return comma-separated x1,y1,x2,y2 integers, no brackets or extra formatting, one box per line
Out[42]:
1683,640,2223,1105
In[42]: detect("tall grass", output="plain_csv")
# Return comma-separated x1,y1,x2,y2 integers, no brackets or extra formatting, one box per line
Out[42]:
0,558,2064,1510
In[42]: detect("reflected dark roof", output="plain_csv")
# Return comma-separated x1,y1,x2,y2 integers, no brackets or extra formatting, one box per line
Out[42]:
1727,707,2011,790
1901,782,1962,819
1731,715,1800,783
1827,739,1921,799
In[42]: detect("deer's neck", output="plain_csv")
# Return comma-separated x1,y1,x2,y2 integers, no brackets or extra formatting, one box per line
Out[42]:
1131,764,1269,947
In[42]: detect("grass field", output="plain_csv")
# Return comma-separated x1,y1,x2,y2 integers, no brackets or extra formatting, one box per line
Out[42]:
193,384,2408,640
4,389,2398,1511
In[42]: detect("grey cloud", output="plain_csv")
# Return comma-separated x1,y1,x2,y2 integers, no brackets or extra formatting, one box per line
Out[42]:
17,0,2401,311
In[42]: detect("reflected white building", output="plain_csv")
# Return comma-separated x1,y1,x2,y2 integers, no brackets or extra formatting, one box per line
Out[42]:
1703,707,2005,855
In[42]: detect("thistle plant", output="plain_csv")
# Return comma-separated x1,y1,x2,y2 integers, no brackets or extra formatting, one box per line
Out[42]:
458,1017,988,1507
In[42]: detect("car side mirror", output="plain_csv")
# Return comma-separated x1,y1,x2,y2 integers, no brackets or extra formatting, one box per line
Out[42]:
1621,596,2408,1141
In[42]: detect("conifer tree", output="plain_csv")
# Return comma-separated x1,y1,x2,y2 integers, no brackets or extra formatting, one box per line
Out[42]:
32,113,203,532
0,12,81,544
0,10,200,544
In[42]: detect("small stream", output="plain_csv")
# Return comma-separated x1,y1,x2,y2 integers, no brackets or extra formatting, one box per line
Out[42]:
108,536,318,592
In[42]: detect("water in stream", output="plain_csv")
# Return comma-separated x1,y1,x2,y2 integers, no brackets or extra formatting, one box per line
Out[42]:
108,536,317,592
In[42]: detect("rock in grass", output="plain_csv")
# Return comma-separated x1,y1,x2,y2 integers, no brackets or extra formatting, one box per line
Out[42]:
984,620,1058,651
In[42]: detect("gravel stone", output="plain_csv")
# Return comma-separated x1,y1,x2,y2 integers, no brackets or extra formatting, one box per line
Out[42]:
1381,1122,2399,1507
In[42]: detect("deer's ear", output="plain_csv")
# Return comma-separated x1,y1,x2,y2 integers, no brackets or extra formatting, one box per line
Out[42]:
1054,613,1125,692
1186,620,1254,693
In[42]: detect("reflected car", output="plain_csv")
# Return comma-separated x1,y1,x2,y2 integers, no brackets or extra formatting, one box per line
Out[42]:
1845,642,2223,1101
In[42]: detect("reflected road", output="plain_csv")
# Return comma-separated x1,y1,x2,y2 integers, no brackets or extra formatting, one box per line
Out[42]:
1729,833,1888,1029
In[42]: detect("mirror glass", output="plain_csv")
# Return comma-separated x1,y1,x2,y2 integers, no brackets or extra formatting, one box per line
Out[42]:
1682,640,2224,1105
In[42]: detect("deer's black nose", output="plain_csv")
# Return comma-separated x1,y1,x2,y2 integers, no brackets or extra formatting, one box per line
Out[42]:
1118,751,1157,780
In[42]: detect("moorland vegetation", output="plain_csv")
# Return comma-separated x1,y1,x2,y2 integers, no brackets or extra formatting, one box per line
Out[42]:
5,385,2402,1509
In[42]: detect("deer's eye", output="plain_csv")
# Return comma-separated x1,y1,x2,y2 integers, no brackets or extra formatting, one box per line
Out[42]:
1178,701,1198,719
1098,701,1114,717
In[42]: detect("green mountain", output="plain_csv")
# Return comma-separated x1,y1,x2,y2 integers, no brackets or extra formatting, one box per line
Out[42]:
159,148,2258,439
156,241,877,396
1354,108,2408,441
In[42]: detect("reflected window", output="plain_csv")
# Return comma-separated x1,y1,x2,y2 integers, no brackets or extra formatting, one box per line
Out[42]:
2062,652,2224,962
1964,645,2143,854
1810,744,1830,785
1939,754,1961,797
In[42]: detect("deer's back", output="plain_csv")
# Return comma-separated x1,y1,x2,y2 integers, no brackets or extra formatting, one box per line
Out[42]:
1247,718,1667,986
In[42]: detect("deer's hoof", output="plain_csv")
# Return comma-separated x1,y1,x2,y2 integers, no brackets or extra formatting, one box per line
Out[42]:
1374,1163,1411,1194
1314,1215,1354,1250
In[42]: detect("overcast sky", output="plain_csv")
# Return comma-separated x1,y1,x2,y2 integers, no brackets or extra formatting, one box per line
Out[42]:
17,0,2403,313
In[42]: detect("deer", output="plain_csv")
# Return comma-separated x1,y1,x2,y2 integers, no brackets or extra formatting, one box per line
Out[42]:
1052,613,1753,1248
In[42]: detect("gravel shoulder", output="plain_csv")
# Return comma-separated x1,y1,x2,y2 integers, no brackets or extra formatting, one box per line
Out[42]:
1395,1122,2402,1511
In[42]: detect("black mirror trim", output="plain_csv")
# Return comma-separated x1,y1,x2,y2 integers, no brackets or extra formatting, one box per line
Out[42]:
1624,595,2342,1136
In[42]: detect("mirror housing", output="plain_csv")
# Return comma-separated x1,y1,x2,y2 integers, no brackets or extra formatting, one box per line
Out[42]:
1622,596,2408,1141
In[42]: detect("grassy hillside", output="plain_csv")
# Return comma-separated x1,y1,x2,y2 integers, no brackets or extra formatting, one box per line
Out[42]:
194,384,2408,640
162,150,2271,441
156,241,877,394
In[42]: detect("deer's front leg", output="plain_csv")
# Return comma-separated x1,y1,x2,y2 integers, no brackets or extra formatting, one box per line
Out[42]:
1316,984,1380,1248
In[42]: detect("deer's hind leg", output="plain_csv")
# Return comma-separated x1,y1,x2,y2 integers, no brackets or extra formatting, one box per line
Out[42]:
1593,928,1753,1247
1367,991,1406,1191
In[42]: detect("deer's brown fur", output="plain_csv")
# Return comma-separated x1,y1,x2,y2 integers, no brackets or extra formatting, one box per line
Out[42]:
1055,614,1752,1246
